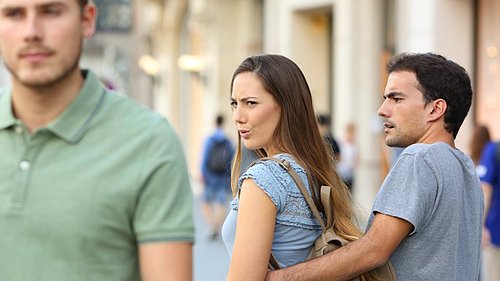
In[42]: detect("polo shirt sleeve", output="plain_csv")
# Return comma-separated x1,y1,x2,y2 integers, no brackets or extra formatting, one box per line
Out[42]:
372,152,438,235
133,118,194,244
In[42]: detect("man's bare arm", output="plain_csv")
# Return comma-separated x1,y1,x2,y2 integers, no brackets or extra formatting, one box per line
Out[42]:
265,213,412,281
139,242,193,281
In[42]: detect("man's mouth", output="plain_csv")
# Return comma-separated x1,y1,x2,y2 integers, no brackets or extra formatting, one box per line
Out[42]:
384,123,395,129
19,47,53,62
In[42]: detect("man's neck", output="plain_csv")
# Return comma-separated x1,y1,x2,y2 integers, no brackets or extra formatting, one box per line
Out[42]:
418,125,456,149
11,70,85,134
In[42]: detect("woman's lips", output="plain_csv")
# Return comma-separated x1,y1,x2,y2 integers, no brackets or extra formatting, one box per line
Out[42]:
239,130,251,139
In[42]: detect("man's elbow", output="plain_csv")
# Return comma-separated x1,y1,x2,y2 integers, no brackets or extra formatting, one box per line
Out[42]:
358,235,392,271
364,248,391,271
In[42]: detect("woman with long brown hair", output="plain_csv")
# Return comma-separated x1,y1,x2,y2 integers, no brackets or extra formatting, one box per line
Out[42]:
221,54,366,280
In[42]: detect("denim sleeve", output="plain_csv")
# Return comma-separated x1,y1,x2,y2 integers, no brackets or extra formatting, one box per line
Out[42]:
230,155,322,230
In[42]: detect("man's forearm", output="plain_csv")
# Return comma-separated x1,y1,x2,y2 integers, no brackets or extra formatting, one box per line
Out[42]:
264,213,409,281
265,239,379,281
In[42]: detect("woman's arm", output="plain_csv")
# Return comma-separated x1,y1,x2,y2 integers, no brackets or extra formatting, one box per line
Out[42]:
226,178,277,281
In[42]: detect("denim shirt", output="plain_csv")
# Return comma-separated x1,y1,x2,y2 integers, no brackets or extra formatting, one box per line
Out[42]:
222,153,322,268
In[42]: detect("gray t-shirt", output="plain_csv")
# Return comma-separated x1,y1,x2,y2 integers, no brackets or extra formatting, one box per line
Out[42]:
368,142,483,280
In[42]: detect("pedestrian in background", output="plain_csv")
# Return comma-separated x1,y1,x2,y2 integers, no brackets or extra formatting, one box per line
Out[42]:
476,133,500,281
337,122,357,191
317,114,341,162
266,52,484,281
0,1,194,280
470,125,491,166
200,114,234,240
222,54,368,281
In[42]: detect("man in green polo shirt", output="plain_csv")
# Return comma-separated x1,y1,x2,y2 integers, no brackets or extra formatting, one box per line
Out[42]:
0,0,194,280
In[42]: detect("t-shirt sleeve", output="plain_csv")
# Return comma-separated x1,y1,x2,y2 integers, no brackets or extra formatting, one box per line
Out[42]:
372,152,438,235
134,118,195,244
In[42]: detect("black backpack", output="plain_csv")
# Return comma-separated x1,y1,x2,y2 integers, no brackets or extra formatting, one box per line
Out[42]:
207,139,231,173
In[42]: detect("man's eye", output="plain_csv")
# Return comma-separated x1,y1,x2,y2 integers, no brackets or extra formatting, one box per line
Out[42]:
43,7,61,15
3,10,23,18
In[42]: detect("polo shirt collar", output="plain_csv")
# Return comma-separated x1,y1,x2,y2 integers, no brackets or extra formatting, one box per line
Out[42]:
47,70,106,144
0,89,16,130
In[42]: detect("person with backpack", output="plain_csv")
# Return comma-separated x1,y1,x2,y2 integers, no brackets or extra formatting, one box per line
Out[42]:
477,139,500,280
201,114,235,240
221,54,375,280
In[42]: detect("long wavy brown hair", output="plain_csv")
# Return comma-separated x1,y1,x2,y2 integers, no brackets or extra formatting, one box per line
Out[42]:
229,54,375,280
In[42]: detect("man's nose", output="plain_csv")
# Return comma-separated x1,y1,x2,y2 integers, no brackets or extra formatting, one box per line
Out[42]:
377,100,389,117
23,13,43,42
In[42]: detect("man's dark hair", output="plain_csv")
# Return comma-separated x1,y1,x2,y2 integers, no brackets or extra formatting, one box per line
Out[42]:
387,52,473,138
216,115,224,127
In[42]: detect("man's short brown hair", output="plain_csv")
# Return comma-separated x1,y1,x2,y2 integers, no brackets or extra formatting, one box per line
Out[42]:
79,0,89,8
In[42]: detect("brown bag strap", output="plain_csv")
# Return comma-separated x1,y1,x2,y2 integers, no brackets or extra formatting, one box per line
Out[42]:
320,185,334,229
259,157,329,230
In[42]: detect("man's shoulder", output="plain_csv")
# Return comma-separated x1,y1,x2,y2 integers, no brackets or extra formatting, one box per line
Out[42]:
104,92,165,126
403,142,452,156
93,93,180,147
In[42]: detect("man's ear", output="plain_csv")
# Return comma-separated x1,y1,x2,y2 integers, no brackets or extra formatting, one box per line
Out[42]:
427,99,447,122
82,3,97,38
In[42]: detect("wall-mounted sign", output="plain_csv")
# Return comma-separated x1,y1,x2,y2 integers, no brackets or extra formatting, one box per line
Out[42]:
94,0,133,33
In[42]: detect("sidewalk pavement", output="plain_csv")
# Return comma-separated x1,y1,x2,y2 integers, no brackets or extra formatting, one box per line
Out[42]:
193,182,230,281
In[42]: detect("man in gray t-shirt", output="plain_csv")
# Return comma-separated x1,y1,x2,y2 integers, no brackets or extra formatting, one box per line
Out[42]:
369,142,482,280
266,53,483,281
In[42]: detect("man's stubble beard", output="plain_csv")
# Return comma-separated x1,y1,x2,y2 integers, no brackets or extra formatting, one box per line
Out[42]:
6,42,83,92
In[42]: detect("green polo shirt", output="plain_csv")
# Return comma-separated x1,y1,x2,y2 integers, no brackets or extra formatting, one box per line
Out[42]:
0,70,194,280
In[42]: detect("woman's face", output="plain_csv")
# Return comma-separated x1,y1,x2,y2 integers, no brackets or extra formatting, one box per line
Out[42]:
231,72,282,155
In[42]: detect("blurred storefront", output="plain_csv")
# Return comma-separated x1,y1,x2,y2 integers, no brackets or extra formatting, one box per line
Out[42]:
476,0,500,140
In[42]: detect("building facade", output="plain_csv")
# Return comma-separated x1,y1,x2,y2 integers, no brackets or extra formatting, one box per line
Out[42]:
80,0,500,211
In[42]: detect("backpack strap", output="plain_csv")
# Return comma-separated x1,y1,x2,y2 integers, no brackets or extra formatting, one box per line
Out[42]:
320,185,334,229
259,157,328,231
